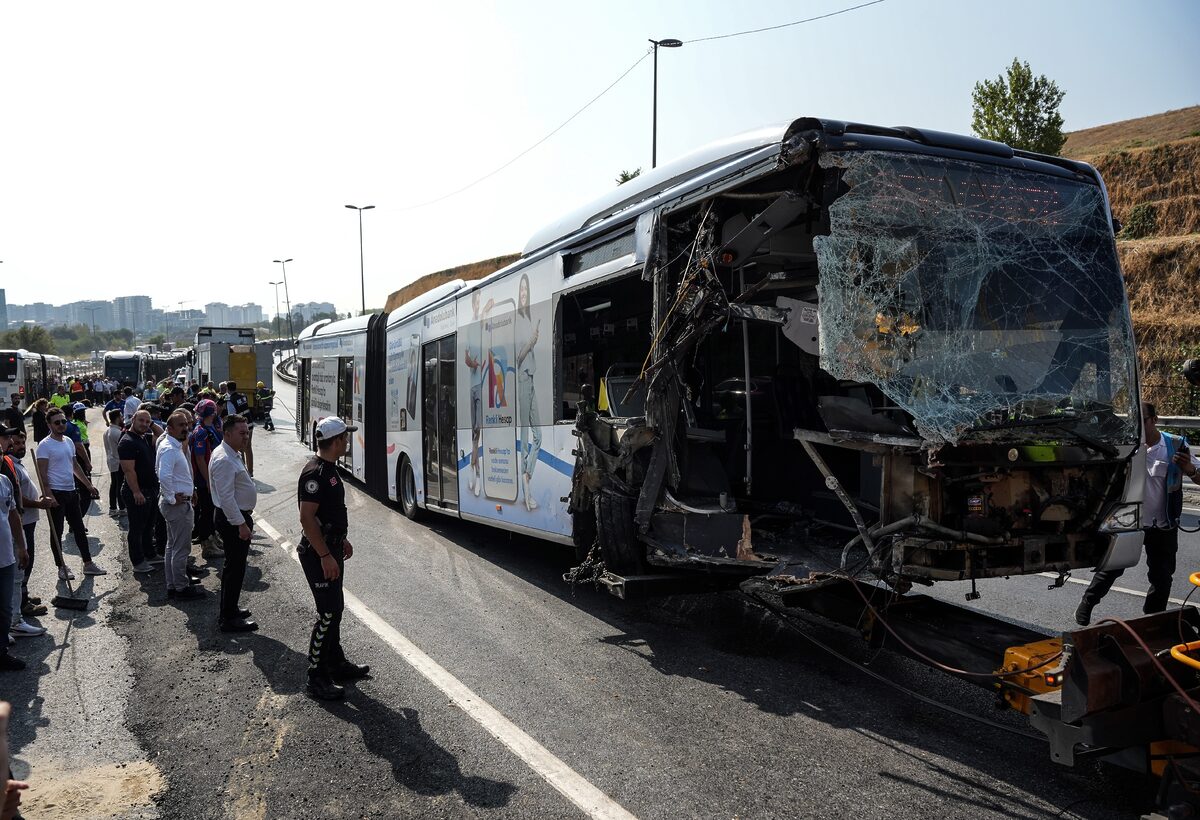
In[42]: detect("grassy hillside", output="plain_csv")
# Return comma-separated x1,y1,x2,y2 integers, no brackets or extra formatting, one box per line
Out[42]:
1062,105,1200,160
383,253,520,314
1064,109,1200,414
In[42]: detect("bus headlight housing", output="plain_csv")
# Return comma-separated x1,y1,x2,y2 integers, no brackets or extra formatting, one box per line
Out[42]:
1099,503,1140,533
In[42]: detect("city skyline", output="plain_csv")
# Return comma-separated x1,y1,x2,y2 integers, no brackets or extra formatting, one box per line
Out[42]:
0,290,302,335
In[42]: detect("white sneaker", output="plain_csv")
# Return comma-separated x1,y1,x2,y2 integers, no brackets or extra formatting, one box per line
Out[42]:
474,469,482,497
58,566,76,581
11,621,47,638
6,635,12,646
83,562,108,576
523,473,538,511
132,562,156,574
468,473,477,494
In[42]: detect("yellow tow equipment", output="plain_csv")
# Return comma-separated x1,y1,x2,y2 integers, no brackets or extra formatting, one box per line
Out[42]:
996,637,1065,715
1170,572,1200,671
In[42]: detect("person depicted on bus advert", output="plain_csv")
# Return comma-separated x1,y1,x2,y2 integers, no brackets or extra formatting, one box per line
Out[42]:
463,290,494,497
297,416,369,701
515,274,541,511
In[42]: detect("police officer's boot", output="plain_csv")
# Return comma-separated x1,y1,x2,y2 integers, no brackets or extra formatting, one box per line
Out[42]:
306,669,345,701
331,659,371,682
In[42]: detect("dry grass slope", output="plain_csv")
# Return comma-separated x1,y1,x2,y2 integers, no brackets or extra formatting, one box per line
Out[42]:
1064,109,1200,412
1062,105,1200,160
383,253,520,313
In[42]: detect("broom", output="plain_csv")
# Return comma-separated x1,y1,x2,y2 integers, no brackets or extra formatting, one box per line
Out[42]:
44,503,89,611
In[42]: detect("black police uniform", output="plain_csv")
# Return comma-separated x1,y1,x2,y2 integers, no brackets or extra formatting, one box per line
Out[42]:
297,454,361,687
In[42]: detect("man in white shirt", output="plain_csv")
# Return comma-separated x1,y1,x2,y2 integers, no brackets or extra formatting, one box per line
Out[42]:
122,387,142,425
157,411,202,601
0,470,27,671
5,431,49,636
209,414,258,632
1077,402,1200,625
35,407,104,578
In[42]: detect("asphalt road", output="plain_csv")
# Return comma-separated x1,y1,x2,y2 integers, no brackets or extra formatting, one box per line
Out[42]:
6,385,1195,819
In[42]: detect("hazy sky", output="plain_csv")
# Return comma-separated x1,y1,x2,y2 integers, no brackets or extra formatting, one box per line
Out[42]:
1,0,1197,318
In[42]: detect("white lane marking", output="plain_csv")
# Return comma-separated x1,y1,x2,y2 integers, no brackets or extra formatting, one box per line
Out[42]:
1036,572,1190,606
254,518,636,820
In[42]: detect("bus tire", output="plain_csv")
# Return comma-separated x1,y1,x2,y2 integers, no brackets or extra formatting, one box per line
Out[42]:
398,456,422,521
595,489,645,575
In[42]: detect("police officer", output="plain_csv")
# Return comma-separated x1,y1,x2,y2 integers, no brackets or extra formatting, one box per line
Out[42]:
297,417,369,700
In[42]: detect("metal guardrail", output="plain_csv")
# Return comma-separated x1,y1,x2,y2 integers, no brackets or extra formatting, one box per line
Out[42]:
1158,416,1200,429
275,353,297,385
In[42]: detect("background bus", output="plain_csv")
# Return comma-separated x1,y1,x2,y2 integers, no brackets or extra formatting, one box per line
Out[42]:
104,350,146,389
0,349,64,408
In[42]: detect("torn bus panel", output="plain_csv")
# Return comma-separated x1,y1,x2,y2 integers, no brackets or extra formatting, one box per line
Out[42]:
565,117,1143,593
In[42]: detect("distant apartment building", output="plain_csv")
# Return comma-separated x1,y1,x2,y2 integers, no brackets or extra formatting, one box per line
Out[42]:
205,302,264,326
0,288,7,331
293,301,337,323
114,295,152,333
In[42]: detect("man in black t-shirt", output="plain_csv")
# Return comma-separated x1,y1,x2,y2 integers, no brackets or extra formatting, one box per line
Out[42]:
2,396,24,434
119,409,162,573
297,416,368,701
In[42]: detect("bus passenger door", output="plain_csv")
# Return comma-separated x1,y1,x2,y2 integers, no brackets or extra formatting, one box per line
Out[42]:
339,357,354,469
422,337,458,509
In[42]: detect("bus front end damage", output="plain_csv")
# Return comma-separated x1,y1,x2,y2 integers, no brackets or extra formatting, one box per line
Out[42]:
569,120,1143,593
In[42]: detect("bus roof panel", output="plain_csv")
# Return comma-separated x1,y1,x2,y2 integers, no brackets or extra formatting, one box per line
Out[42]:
522,122,791,256
310,313,375,338
386,279,467,328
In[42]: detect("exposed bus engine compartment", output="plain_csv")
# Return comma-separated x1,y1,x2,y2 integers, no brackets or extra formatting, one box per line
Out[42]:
567,119,1142,591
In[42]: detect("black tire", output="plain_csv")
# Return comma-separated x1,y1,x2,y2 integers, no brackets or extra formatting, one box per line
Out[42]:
398,456,422,521
595,489,645,575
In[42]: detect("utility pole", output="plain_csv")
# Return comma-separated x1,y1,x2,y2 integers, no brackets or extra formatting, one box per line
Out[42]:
272,259,295,345
345,204,374,315
648,38,682,169
269,281,283,339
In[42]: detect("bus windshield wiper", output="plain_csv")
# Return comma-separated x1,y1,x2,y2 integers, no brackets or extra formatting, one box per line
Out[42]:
971,414,1119,457
1041,421,1119,458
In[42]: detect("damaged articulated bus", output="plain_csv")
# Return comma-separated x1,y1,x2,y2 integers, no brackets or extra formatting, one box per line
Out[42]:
565,116,1144,594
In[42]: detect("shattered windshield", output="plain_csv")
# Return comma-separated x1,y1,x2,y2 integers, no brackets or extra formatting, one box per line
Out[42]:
813,150,1137,446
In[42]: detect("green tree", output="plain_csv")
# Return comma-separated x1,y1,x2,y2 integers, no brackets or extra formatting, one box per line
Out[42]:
971,58,1066,155
615,168,641,186
0,325,56,354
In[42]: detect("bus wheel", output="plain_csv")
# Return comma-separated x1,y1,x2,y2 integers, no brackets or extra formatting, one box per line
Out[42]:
399,456,422,521
595,489,645,575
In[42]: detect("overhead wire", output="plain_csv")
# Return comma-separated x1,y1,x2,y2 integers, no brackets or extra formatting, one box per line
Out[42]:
393,48,652,213
390,0,889,212
682,0,888,44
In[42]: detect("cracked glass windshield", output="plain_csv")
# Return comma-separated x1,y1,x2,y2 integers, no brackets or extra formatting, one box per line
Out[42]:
813,150,1137,446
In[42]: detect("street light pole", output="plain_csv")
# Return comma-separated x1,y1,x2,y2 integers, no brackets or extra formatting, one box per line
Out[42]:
648,38,682,169
269,281,283,339
345,204,374,315
83,305,101,361
272,259,295,345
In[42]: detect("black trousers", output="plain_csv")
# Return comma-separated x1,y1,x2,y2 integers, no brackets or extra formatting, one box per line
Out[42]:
299,536,346,673
216,509,253,620
193,485,215,542
48,489,92,563
21,521,35,605
122,485,159,565
109,469,125,510
1082,527,1179,614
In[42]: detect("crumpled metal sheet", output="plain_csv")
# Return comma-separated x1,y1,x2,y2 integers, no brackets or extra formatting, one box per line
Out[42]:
813,150,1137,445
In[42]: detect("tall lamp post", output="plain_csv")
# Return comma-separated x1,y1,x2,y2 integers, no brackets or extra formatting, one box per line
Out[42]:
345,204,374,315
272,258,295,346
83,305,102,361
648,38,682,169
268,280,283,339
